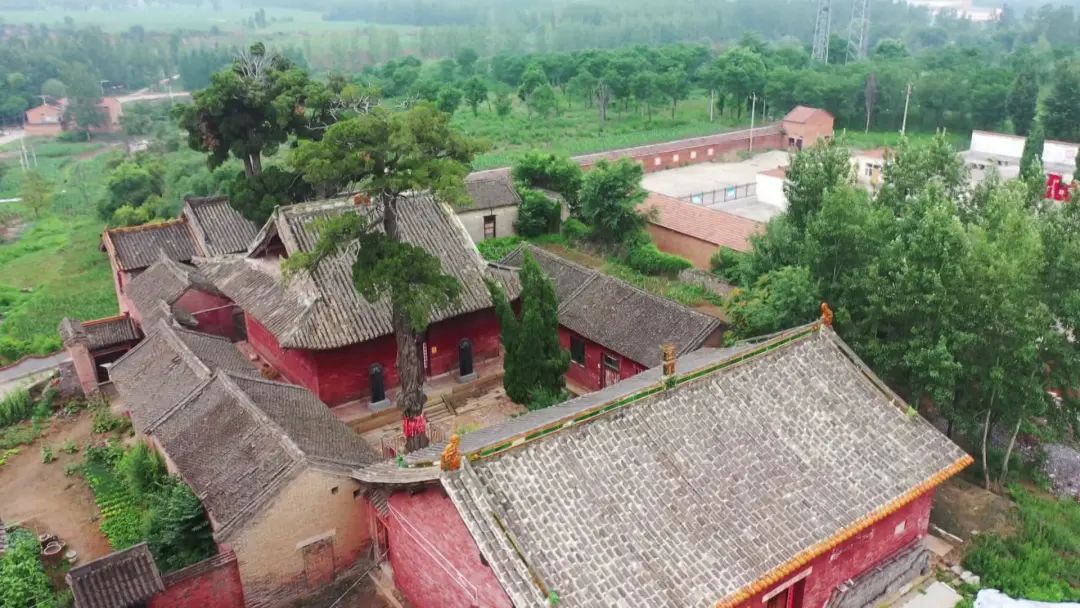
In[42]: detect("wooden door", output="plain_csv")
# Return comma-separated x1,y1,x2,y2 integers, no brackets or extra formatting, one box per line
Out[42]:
601,353,620,388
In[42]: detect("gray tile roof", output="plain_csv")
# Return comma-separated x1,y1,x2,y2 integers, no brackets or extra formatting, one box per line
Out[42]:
149,372,378,537
460,173,522,212
125,255,222,327
198,194,501,350
104,220,199,272
110,320,257,432
437,327,970,608
66,542,164,608
182,196,259,256
500,245,721,366
58,316,141,350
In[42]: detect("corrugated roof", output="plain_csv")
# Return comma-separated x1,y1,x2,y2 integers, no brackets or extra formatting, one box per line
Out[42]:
150,372,378,537
66,543,164,608
182,196,259,256
500,245,721,366
438,326,970,608
641,191,762,252
104,220,199,272
199,194,500,350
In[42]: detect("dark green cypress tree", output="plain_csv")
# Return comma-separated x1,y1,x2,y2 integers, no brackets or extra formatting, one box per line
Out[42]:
489,250,569,406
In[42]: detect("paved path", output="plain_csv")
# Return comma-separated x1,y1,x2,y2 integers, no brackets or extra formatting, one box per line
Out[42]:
0,129,27,148
0,352,70,397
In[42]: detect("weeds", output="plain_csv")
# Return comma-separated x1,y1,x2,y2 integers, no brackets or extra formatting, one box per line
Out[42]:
41,444,55,464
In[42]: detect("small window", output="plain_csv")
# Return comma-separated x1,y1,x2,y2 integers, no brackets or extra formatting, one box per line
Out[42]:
653,157,661,167
707,147,714,156
690,150,697,160
602,353,620,371
483,215,496,239
353,488,363,500
570,335,585,365
864,165,873,177
331,486,339,495
672,153,680,163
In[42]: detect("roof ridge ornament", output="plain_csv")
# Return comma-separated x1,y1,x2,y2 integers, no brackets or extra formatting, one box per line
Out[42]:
820,302,834,328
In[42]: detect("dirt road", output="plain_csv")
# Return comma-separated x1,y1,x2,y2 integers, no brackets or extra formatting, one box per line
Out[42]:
0,412,112,562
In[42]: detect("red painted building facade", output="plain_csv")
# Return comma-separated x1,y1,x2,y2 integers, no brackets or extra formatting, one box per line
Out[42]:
246,308,502,406
148,550,246,608
379,486,937,608
561,327,646,392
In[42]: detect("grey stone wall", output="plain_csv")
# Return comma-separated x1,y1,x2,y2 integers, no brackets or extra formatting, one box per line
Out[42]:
826,541,931,608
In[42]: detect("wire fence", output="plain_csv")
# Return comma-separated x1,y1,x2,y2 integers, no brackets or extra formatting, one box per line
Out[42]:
681,182,756,206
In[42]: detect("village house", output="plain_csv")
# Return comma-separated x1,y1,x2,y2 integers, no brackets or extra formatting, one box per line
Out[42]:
100,195,257,316
66,542,246,608
639,191,763,269
458,172,523,242
781,105,835,151
196,194,516,407
58,315,142,396
500,244,724,391
756,165,789,210
354,320,972,608
23,96,123,136
108,321,381,607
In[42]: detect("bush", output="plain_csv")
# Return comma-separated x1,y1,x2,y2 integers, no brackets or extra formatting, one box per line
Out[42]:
146,478,217,572
41,445,55,464
561,217,590,242
0,529,60,608
476,236,523,262
514,188,561,237
526,387,567,411
510,151,583,210
92,408,131,435
116,441,166,500
964,487,1080,601
625,242,692,276
0,389,33,427
710,247,753,285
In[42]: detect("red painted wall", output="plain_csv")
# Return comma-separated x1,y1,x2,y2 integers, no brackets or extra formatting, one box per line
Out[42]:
383,489,513,608
747,489,937,608
245,309,502,406
175,289,237,339
560,327,646,392
580,131,788,174
149,550,245,608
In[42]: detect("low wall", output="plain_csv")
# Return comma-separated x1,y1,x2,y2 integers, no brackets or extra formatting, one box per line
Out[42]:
149,550,245,608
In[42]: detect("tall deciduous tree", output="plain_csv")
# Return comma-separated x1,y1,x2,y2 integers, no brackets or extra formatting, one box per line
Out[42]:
462,76,488,116
61,63,104,138
21,170,52,218
288,104,480,451
783,136,853,232
174,44,323,177
489,251,569,406
578,158,647,245
1043,60,1080,143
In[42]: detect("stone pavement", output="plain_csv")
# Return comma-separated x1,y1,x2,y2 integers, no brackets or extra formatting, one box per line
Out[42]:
899,582,963,608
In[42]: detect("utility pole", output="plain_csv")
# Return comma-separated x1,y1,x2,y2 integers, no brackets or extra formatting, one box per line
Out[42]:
900,82,913,136
749,92,757,152
811,0,832,63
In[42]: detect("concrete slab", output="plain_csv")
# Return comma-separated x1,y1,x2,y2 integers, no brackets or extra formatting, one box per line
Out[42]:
902,582,963,608
642,150,791,197
925,534,955,558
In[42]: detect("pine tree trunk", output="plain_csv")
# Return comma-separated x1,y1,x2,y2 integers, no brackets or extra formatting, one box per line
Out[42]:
981,407,993,490
384,196,429,452
709,89,715,122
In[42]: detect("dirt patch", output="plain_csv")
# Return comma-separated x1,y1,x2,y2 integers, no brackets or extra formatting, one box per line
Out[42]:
0,411,112,563
930,476,1017,542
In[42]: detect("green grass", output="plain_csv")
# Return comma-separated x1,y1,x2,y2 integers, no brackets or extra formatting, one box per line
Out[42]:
0,145,116,364
964,487,1080,601
456,94,753,170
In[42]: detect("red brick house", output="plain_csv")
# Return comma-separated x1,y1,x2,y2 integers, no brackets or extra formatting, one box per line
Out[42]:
782,106,835,151
58,315,142,395
499,245,724,392
355,321,972,608
23,96,124,136
640,191,764,269
197,194,516,406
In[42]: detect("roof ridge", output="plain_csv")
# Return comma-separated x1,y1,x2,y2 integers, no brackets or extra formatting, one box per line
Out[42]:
157,320,213,378
81,313,131,327
169,324,235,345
216,372,307,461
144,374,214,434
105,217,187,236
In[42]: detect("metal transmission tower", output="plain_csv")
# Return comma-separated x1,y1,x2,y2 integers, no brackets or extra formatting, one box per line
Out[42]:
811,0,832,63
846,0,870,62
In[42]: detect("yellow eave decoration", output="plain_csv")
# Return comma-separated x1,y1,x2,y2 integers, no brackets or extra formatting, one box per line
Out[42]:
713,453,974,608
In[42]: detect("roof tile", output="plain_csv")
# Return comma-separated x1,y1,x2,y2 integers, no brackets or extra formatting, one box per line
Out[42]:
641,192,763,252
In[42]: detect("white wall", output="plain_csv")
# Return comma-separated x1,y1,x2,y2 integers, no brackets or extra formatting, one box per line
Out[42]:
970,131,1025,160
1043,141,1079,170
756,174,787,209
457,206,520,242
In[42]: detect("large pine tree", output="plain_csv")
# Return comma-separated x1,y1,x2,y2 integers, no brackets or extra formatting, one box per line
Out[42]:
490,250,569,406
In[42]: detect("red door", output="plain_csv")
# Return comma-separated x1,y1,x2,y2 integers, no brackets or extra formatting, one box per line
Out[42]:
601,353,620,388
765,579,805,608
302,537,335,589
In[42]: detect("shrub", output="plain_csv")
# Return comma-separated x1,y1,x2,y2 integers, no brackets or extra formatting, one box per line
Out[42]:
625,242,692,276
60,440,78,454
510,151,583,210
526,387,567,411
561,217,590,242
710,247,753,285
0,529,60,608
476,236,523,262
116,441,166,500
146,478,217,572
0,389,33,427
41,445,55,464
514,188,561,237
92,408,131,435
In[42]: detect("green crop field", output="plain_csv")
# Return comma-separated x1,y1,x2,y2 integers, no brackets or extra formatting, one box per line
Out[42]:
0,142,117,363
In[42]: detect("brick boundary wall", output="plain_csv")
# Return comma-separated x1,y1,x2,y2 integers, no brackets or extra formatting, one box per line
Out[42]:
149,550,245,608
